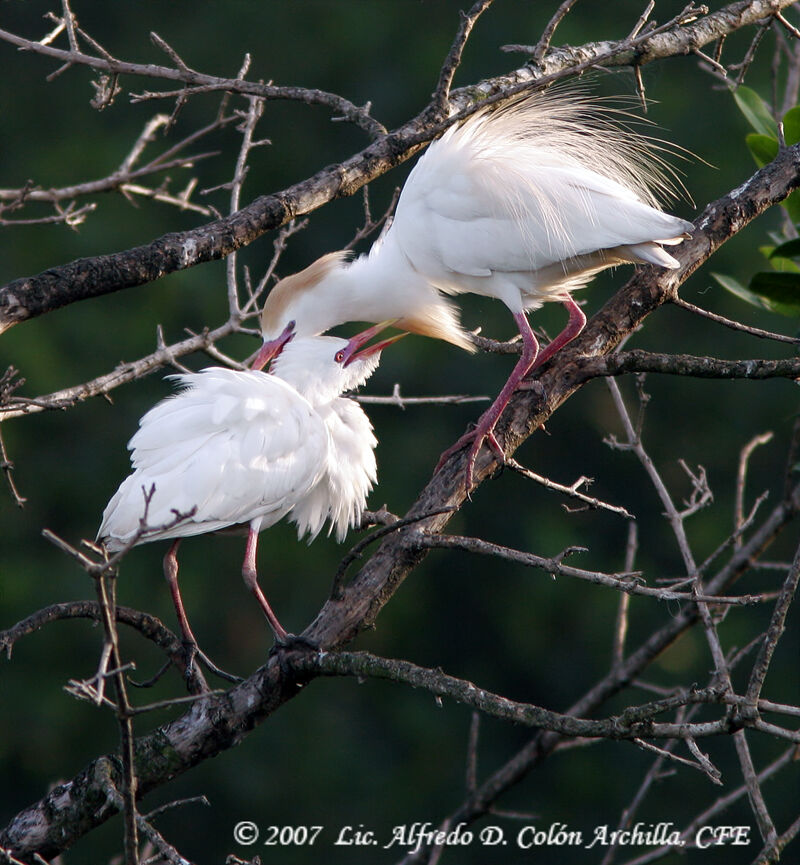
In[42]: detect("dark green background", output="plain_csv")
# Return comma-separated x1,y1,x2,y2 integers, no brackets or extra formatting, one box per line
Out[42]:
0,2,797,863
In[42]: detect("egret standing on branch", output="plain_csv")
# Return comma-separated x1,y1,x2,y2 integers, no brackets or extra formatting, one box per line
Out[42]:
257,89,694,489
98,322,404,653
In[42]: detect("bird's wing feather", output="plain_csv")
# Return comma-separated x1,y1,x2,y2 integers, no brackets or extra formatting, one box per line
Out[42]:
98,368,330,547
392,121,691,300
289,397,377,542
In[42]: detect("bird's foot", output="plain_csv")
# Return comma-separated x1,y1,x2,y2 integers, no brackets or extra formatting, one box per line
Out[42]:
464,430,506,491
269,633,320,656
180,639,242,688
435,426,506,494
435,428,477,476
269,634,321,683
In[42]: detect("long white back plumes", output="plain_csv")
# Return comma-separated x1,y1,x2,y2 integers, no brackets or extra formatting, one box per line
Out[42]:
446,86,688,209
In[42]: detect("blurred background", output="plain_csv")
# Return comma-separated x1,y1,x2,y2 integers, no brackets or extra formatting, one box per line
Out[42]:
0,1,798,863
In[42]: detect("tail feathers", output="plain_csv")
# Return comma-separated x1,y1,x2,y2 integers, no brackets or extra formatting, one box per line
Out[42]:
621,242,683,269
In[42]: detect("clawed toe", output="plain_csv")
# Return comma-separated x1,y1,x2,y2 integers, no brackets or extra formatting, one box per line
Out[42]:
181,640,242,686
269,633,320,655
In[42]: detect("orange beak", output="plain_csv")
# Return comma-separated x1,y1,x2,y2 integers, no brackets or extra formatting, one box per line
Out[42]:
252,320,296,370
339,320,408,366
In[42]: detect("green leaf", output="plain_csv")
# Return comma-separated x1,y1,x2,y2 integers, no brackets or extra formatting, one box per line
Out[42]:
713,271,800,316
770,258,800,274
745,133,778,168
749,271,800,316
712,272,771,311
760,245,800,273
783,189,800,225
769,238,800,261
734,86,779,137
783,106,800,146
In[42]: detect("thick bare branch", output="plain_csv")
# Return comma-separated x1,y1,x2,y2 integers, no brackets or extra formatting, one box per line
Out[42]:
2,4,800,861
575,350,800,381
0,0,795,334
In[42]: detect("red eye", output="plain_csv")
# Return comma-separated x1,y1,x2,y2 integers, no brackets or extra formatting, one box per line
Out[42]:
335,350,345,363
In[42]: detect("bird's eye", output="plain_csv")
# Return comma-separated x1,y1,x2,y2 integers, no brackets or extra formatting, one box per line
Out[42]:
335,350,345,363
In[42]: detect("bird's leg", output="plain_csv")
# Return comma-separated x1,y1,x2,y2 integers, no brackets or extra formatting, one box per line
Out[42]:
163,540,241,685
437,311,539,491
525,297,586,374
163,539,204,679
241,526,290,644
163,539,200,648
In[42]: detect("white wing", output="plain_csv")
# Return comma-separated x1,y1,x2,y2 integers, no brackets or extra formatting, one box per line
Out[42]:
98,368,330,548
289,396,378,542
391,103,692,306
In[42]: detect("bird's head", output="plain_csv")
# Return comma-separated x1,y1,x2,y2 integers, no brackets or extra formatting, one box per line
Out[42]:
335,319,407,378
270,321,406,401
261,251,348,332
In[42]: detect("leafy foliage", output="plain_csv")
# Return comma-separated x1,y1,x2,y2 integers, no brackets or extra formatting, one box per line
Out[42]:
714,87,800,317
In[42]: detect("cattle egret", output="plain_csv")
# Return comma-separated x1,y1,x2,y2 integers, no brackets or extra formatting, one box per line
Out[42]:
257,89,693,489
98,322,404,655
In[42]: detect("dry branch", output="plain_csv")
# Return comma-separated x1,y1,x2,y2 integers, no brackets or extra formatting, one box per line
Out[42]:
4,109,799,862
2,2,800,862
0,0,796,334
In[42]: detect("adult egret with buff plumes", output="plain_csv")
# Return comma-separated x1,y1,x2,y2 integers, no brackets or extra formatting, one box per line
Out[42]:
257,89,693,489
98,322,404,651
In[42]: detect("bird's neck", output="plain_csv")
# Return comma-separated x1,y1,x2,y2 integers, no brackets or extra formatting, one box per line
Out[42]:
279,235,472,351
279,255,392,337
336,238,474,351
330,239,418,324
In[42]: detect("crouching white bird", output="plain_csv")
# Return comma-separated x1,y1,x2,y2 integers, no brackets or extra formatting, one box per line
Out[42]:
256,89,694,489
98,322,404,653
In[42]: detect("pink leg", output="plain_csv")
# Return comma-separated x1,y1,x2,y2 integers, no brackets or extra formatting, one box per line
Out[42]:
163,539,201,647
241,526,289,643
163,540,243,685
527,297,586,373
437,310,539,491
436,299,586,491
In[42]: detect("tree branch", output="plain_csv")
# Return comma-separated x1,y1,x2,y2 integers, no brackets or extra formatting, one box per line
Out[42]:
301,138,800,650
574,350,800,381
0,0,794,334
416,532,762,605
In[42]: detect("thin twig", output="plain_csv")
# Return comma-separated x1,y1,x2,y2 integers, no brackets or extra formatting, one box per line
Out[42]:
505,457,635,519
418,533,761,605
94,571,140,863
672,295,800,345
355,384,489,408
618,746,797,865
290,650,783,741
736,432,774,548
612,522,638,667
226,94,265,317
343,185,401,251
744,538,800,708
430,1,495,118
532,0,580,64
465,712,480,793
605,378,698,574
0,427,26,507
632,736,720,782
0,24,387,137
331,508,455,599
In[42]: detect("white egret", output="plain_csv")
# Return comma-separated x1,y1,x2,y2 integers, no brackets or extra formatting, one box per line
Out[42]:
257,89,693,488
98,322,404,651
